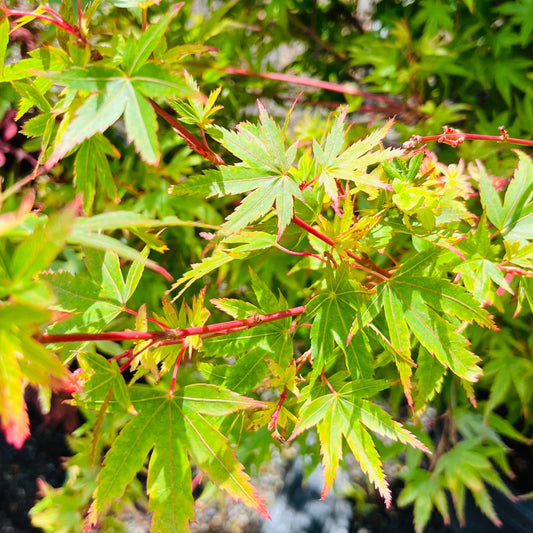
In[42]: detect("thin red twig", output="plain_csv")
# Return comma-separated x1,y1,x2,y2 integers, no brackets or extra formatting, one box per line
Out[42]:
292,216,391,279
403,126,533,149
1,6,86,44
223,67,410,114
149,100,226,166
275,242,326,263
268,388,288,437
169,344,187,396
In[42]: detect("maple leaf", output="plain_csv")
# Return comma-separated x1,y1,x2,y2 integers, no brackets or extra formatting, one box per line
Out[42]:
434,439,514,528
483,341,533,419
90,383,269,532
78,352,133,413
413,347,446,413
0,201,77,447
169,231,276,298
446,214,513,307
42,247,146,334
352,249,494,394
306,262,373,381
398,468,450,533
44,6,192,165
313,108,402,203
479,151,533,245
289,377,430,506
172,102,303,237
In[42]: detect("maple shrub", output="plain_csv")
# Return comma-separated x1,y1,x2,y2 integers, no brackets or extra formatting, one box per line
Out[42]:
1,2,533,532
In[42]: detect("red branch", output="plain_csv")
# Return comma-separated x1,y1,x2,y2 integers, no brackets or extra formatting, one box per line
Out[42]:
223,67,412,115
37,307,306,345
404,126,533,149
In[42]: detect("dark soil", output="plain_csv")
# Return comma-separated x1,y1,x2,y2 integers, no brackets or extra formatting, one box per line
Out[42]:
0,394,73,533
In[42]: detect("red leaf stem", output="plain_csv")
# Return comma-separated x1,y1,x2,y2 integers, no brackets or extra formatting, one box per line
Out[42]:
275,242,326,263
1,6,83,42
292,216,391,279
168,344,187,396
321,368,337,395
122,307,170,329
119,350,138,373
268,388,288,434
149,100,226,166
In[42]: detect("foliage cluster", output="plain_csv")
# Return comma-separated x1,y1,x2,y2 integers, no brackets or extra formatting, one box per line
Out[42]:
1,1,532,532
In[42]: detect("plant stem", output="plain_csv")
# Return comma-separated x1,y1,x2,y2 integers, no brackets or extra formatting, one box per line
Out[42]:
168,344,187,396
292,215,391,279
149,100,226,166
223,67,412,115
38,307,307,345
2,6,86,44
404,126,533,149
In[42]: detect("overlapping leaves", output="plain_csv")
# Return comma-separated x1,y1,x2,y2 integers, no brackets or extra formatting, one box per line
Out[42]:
313,109,402,203
479,151,533,245
290,376,430,507
199,268,294,393
354,249,493,383
306,262,373,381
0,200,76,447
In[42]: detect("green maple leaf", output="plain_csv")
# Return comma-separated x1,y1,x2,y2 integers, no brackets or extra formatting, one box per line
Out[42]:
353,249,494,389
447,215,513,306
42,247,146,334
79,352,133,413
289,377,429,506
10,200,77,288
169,231,276,298
496,0,533,46
0,201,77,447
42,270,123,334
172,102,303,237
44,6,192,166
413,347,446,413
66,211,197,281
306,262,373,380
91,383,269,532
398,468,450,533
313,109,402,203
483,346,533,419
434,439,513,528
492,56,532,105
